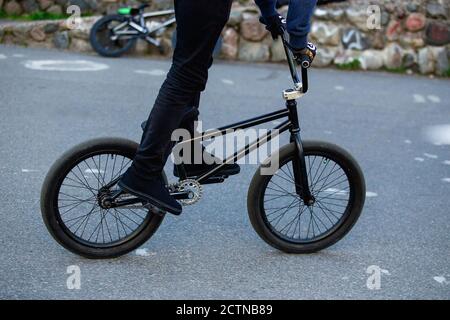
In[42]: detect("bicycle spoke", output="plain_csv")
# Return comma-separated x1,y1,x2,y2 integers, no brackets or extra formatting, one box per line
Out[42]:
56,151,150,247
265,199,301,216
269,198,299,227
315,200,341,223
60,197,95,216
310,165,340,191
263,154,352,243
102,209,113,243
311,159,332,192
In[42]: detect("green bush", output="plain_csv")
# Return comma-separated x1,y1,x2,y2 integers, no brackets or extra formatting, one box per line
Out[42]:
384,66,408,74
0,10,9,19
445,68,450,78
0,9,90,21
25,11,69,21
336,59,361,71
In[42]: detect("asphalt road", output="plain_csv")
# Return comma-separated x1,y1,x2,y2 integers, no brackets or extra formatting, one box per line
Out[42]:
0,45,449,300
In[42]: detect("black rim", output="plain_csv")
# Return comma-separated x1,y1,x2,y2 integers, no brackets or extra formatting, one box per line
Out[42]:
261,151,354,244
95,19,133,54
54,150,152,248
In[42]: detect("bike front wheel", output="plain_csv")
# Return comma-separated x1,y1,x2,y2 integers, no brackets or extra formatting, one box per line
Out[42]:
247,141,365,253
40,137,166,259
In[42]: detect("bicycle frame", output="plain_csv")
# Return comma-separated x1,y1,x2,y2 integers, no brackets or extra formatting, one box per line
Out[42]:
111,9,176,48
174,33,313,203
106,33,314,209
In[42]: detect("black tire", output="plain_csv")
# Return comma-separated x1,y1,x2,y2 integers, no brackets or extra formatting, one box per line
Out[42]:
89,15,136,57
247,140,365,253
40,137,166,259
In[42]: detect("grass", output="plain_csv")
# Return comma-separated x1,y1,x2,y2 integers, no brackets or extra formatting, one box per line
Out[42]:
383,66,408,74
0,10,91,21
445,68,450,78
336,59,361,71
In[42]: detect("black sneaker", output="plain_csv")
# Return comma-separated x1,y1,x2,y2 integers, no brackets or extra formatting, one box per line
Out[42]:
118,169,182,215
173,153,240,178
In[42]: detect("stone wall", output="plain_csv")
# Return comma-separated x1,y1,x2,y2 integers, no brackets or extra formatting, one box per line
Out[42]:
0,0,449,76
224,0,450,76
1,0,94,16
0,0,172,16
0,16,101,52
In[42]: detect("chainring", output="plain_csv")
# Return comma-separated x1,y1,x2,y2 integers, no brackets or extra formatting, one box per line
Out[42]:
176,179,203,206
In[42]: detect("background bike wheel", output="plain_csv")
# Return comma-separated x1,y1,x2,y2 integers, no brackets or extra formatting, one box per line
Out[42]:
247,140,365,253
89,15,136,57
40,137,166,259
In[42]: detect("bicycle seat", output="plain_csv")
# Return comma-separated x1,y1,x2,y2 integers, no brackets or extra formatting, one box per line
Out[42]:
126,4,149,15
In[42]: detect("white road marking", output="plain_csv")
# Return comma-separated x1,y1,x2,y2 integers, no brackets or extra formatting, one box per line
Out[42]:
21,169,39,173
433,276,447,284
334,85,344,91
413,94,426,103
366,191,378,198
404,139,412,144
414,157,425,162
324,130,333,135
221,79,234,85
24,60,109,71
423,153,438,159
427,95,441,103
323,188,348,196
423,125,450,145
12,54,25,58
442,160,450,166
442,178,450,183
134,69,166,76
84,168,104,174
135,248,156,257
0,54,6,59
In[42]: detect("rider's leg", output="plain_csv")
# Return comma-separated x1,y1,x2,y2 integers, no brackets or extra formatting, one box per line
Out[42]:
119,0,233,214
169,88,240,178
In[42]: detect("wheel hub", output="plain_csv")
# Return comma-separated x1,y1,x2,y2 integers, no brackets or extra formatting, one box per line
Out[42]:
97,189,114,209
304,195,316,206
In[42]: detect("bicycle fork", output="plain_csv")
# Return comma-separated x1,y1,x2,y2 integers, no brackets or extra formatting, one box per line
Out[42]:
285,94,314,206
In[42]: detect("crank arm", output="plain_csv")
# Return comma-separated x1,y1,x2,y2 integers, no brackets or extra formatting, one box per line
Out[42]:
170,191,191,200
112,190,190,206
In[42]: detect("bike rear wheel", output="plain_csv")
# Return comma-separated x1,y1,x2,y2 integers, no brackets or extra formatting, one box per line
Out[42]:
40,137,166,259
89,15,137,57
247,141,365,253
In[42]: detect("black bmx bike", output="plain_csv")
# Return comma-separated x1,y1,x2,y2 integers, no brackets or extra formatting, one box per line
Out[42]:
40,34,366,259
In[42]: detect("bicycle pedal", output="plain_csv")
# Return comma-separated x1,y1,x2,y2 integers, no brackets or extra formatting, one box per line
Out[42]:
201,176,228,185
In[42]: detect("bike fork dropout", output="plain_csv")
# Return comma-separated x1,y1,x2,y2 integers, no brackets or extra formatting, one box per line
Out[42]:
286,98,314,206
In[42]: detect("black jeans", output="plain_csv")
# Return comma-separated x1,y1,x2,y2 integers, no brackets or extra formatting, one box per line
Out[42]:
127,0,233,180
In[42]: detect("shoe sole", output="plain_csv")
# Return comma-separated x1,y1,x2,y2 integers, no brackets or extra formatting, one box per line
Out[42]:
174,165,240,178
117,181,182,215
